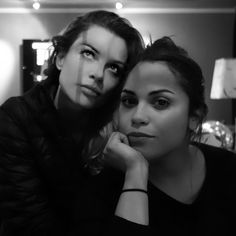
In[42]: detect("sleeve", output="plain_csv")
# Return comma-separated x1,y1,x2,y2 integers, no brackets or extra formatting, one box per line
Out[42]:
0,102,64,235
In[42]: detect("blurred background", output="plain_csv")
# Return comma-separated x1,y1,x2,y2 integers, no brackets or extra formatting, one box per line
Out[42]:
0,0,235,127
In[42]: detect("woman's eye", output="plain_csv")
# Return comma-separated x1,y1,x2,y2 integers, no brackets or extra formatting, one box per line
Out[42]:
153,98,170,110
81,49,95,59
121,96,137,108
108,64,122,77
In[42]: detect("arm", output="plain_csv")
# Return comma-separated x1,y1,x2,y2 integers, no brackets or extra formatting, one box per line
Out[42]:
102,132,150,233
115,162,149,225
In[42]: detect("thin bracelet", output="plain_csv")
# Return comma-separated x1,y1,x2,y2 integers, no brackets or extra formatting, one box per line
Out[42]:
121,188,148,194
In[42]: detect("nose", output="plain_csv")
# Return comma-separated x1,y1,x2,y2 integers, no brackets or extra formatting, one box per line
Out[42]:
89,62,104,83
131,103,149,126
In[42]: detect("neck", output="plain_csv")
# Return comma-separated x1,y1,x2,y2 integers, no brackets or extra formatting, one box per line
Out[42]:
54,85,91,132
149,144,205,204
149,143,191,178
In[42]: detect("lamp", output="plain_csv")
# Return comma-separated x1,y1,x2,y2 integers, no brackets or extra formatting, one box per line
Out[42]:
210,58,236,99
209,58,236,150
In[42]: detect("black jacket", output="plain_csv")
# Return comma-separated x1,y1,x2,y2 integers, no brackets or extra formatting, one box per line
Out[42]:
0,82,96,235
0,82,146,236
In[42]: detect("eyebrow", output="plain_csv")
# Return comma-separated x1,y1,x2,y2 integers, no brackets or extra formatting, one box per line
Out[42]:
81,42,126,67
122,89,175,95
81,42,99,54
122,89,135,95
149,89,175,95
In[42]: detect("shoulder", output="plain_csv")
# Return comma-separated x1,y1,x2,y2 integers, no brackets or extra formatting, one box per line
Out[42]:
196,144,236,209
0,95,28,135
0,83,56,142
195,142,236,161
0,85,39,117
1,83,54,123
195,142,236,178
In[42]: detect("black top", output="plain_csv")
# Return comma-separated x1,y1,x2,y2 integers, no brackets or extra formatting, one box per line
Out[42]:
0,82,109,236
60,142,236,236
96,143,236,236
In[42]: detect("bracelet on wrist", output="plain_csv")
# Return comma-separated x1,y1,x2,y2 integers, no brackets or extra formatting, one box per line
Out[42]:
121,188,148,194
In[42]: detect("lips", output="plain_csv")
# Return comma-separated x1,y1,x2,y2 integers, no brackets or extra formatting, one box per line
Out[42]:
127,132,155,138
80,84,102,96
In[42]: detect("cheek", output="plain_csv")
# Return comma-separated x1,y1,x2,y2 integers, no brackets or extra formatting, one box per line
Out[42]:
153,106,188,132
103,76,119,93
117,109,129,133
159,111,189,140
61,55,89,84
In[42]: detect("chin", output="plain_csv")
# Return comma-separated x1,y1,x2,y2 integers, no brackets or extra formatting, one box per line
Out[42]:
131,146,147,157
79,96,103,109
132,146,162,162
80,102,95,109
75,97,94,108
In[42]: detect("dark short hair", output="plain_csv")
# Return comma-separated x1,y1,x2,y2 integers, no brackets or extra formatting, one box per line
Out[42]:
138,36,208,140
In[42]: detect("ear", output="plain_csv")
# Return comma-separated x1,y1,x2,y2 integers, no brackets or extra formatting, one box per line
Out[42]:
188,109,202,131
55,53,65,71
189,116,199,131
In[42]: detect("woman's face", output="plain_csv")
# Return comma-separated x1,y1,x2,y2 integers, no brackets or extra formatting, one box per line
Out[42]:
117,61,191,162
56,25,128,108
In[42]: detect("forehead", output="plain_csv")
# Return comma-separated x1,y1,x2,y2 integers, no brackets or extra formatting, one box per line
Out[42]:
73,25,128,61
124,61,184,93
79,25,115,44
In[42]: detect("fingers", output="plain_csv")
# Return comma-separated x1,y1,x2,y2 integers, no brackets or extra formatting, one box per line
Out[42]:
118,132,129,145
103,132,129,167
104,132,128,154
102,131,147,172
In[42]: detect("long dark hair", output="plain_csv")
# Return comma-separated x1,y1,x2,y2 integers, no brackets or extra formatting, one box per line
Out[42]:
44,10,144,129
43,10,144,174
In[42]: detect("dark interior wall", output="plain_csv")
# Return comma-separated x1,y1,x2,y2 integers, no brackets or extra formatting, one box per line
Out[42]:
0,10,235,124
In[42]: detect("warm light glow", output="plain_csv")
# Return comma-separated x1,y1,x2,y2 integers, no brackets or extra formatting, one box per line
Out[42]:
33,1,40,10
142,35,151,47
32,42,53,66
32,42,52,50
0,40,15,105
36,75,43,82
202,122,212,131
116,2,123,10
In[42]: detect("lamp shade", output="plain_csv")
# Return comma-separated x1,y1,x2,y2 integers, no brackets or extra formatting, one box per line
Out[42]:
210,58,236,99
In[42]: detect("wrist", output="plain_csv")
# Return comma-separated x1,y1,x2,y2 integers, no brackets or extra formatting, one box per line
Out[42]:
124,163,149,190
121,188,148,194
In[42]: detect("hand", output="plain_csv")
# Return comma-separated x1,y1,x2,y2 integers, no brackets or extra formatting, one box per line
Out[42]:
103,132,148,173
